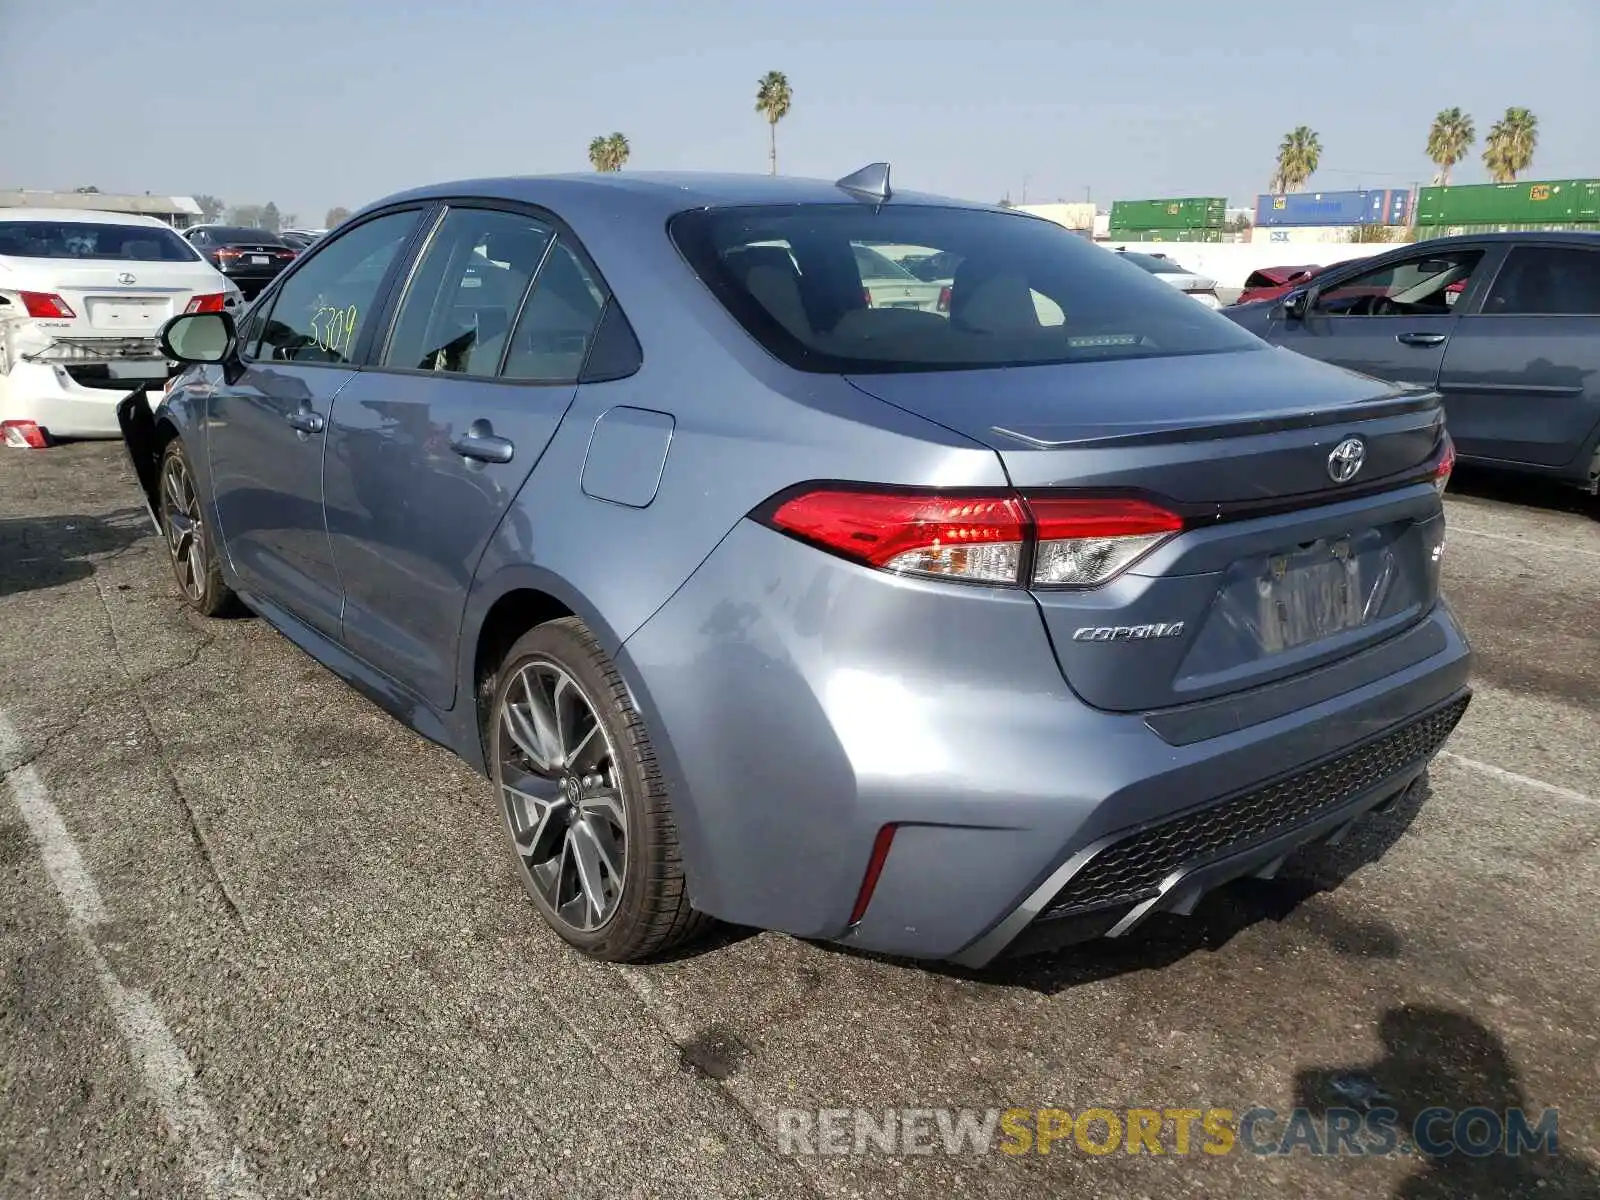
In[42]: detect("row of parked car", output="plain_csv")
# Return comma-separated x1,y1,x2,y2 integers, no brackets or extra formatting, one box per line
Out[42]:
16,165,1600,973
0,213,322,446
4,199,1599,496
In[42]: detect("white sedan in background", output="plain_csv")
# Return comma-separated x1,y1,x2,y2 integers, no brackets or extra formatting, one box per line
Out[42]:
1114,250,1223,309
0,209,242,447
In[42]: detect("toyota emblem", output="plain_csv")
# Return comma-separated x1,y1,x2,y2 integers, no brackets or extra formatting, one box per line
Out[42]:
117,272,137,285
1327,437,1366,484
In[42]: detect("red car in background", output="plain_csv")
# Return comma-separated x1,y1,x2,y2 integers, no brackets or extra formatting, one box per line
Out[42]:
1235,264,1325,305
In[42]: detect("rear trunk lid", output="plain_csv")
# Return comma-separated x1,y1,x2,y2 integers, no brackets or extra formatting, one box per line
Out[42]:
0,255,226,342
846,345,1450,712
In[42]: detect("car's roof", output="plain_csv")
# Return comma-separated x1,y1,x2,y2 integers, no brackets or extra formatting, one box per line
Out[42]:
371,171,996,219
0,207,177,228
1404,230,1600,247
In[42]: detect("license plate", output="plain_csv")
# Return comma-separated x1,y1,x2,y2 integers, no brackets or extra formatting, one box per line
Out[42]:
106,360,171,380
250,254,270,265
86,297,167,328
1258,540,1366,652
889,300,923,309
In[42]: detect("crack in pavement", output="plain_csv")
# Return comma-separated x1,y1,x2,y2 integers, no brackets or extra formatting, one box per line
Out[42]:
90,575,250,931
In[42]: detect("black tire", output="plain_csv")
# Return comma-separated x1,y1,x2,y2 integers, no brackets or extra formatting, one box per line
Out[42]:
157,438,236,617
489,617,710,961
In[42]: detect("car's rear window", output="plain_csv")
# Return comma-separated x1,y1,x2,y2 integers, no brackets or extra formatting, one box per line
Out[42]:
0,220,200,262
1119,252,1191,275
669,204,1258,374
204,227,287,245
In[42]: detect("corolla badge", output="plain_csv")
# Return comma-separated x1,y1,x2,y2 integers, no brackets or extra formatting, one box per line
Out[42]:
1072,622,1185,643
117,272,137,285
1327,436,1366,483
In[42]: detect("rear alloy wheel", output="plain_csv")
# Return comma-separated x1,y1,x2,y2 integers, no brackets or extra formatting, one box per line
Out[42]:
158,439,235,616
490,618,708,961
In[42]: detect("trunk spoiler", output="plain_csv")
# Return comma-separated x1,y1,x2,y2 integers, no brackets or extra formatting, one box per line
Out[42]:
116,385,165,537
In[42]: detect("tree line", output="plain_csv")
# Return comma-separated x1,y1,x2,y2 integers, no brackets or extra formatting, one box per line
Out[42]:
1269,106,1541,194
189,195,351,231
586,70,792,174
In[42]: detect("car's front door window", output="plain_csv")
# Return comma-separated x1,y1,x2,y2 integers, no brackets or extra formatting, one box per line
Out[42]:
255,210,422,364
1315,249,1483,318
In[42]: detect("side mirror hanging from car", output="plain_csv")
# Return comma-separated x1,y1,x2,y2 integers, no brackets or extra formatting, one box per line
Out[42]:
158,310,237,365
1281,288,1311,321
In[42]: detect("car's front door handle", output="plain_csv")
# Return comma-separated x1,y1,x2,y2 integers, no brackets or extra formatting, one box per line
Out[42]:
1396,332,1447,347
285,405,325,434
450,418,515,464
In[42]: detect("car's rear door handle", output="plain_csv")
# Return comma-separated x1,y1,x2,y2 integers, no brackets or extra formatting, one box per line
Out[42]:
450,419,514,464
1396,332,1447,347
285,405,324,434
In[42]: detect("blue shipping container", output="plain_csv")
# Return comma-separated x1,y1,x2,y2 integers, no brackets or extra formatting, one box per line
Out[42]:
1256,189,1411,227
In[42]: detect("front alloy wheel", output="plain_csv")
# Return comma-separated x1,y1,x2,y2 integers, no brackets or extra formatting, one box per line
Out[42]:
158,440,234,616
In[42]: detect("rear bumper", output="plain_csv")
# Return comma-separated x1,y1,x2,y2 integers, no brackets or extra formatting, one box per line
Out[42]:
0,357,170,439
620,519,1473,968
216,266,285,290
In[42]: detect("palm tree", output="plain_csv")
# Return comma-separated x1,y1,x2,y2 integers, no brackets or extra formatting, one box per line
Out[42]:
755,70,792,176
1270,126,1322,193
1426,108,1475,186
1483,107,1538,183
587,132,630,173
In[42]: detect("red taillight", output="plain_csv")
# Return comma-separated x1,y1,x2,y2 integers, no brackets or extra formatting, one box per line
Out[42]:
862,287,873,307
275,248,297,260
937,285,952,313
848,825,898,925
1434,434,1455,495
765,488,1183,588
184,293,226,314
20,291,76,319
215,248,241,261
2,420,50,449
769,489,1030,584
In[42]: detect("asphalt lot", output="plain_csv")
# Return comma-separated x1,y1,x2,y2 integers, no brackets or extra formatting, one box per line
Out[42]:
2,442,1597,1199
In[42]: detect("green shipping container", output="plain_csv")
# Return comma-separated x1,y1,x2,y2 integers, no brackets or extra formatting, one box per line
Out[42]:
1109,196,1226,230
1412,220,1599,240
1414,179,1600,226
1104,227,1224,244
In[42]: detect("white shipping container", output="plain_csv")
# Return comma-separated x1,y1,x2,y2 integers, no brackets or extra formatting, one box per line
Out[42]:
1016,202,1098,230
1250,225,1407,246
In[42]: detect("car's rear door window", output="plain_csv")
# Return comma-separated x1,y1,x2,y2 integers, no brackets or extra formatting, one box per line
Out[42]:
381,207,555,377
1482,246,1600,315
669,204,1258,373
499,239,609,382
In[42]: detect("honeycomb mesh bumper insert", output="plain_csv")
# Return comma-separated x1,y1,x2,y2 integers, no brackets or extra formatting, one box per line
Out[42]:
1040,695,1470,919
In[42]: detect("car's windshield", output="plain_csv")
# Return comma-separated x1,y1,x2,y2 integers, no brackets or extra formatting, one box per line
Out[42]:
0,220,201,262
671,204,1257,374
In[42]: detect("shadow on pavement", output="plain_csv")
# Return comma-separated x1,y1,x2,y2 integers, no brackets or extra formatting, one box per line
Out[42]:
1446,465,1598,519
0,507,153,598
936,772,1435,995
1296,1005,1600,1199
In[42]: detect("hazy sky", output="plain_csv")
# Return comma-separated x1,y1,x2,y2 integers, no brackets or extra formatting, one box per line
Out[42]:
3,0,1595,223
